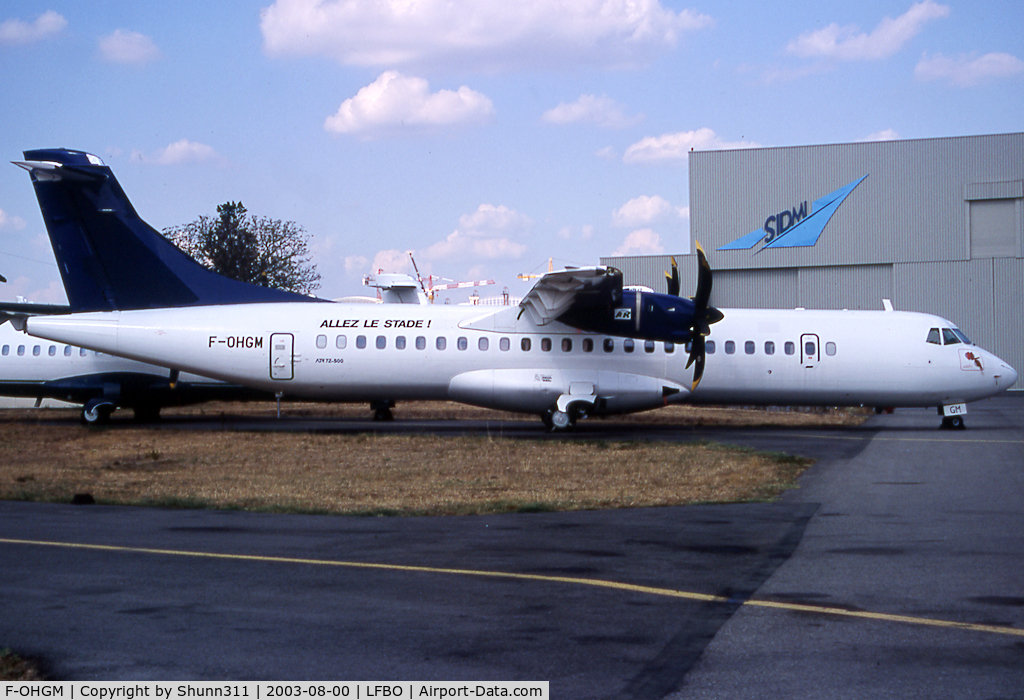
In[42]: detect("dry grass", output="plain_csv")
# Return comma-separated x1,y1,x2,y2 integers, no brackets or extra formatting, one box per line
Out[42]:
0,402,865,516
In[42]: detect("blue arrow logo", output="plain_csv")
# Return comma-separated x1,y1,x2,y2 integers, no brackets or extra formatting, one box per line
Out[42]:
717,175,868,252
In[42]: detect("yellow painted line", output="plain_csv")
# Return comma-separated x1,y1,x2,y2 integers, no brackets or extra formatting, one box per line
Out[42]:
3,537,1022,639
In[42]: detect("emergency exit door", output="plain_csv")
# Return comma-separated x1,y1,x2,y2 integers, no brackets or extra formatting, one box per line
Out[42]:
270,333,294,380
800,333,820,369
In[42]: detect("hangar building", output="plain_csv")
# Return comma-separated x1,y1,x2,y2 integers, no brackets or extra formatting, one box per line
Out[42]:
602,132,1024,390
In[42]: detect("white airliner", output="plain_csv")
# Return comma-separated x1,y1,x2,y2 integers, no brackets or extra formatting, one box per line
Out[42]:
0,320,272,423
9,149,1018,430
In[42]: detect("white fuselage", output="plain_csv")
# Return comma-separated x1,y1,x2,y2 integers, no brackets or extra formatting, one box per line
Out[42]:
22,302,1018,416
0,322,222,396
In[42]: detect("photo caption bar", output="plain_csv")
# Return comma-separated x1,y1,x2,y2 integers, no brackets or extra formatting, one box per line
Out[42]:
2,682,548,700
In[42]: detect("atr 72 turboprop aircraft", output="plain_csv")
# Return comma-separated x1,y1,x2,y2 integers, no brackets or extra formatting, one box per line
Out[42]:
9,149,1018,430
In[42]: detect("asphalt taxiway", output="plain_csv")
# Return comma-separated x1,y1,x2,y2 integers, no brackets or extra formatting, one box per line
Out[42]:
1,395,1022,698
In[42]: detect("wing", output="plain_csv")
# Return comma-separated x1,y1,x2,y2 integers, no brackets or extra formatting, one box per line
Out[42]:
518,266,623,326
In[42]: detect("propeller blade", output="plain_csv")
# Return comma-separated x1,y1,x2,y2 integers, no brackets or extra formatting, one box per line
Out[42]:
691,242,713,312
665,256,680,297
687,335,706,391
685,243,722,392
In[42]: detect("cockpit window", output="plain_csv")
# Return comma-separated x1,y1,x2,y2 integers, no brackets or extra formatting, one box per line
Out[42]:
951,328,972,345
926,328,941,345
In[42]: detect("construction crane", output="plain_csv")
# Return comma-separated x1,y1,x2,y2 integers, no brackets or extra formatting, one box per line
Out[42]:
517,257,554,281
408,252,494,303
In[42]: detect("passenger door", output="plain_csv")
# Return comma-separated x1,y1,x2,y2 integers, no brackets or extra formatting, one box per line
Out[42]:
270,333,294,380
800,333,820,369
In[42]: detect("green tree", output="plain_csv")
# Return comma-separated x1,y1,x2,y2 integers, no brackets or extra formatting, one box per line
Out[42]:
164,202,321,295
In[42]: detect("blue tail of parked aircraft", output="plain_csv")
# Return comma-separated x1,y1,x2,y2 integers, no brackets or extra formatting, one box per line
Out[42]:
14,149,323,312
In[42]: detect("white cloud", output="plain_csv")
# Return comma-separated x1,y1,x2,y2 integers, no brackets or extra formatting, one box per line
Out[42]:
132,140,220,165
260,0,713,70
344,255,370,274
915,52,1024,87
98,29,162,64
422,204,532,262
623,128,758,164
0,10,66,45
0,208,27,231
542,94,642,129
370,249,413,275
2,276,67,305
325,71,495,137
858,129,900,142
612,229,664,256
786,1,949,61
611,195,685,228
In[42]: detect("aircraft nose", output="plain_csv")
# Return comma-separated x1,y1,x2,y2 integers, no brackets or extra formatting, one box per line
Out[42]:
999,362,1018,391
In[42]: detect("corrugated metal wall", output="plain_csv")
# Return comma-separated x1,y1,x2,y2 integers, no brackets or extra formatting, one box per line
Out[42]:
689,133,1024,269
603,133,1024,390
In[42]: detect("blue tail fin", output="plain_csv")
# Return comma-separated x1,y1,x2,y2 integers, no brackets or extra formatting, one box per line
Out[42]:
15,149,323,311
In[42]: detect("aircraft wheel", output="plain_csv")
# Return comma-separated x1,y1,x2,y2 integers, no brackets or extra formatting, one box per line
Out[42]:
371,400,395,421
941,415,965,430
550,410,573,431
81,401,114,426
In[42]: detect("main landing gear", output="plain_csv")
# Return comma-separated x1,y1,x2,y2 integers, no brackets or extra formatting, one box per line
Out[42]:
542,395,595,432
371,399,395,421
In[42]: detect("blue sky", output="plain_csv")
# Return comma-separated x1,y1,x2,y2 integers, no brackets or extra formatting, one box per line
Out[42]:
1,0,1021,303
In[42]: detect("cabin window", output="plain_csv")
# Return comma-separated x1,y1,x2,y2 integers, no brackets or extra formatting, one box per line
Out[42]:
644,340,655,353
64,346,72,357
724,341,735,355
582,338,594,352
32,346,40,357
706,340,715,354
336,335,347,349
745,341,755,355
17,346,24,356
457,337,468,351
499,337,510,351
316,334,327,349
804,340,816,357
624,339,635,353
562,338,572,352
478,337,488,351
396,336,406,350
356,335,367,349
436,337,446,351
603,338,614,353
521,338,531,352
765,341,775,355
1,345,7,356
541,338,552,352
416,336,426,350
665,342,674,354
784,341,795,356
927,328,941,345
48,346,56,356
825,342,837,356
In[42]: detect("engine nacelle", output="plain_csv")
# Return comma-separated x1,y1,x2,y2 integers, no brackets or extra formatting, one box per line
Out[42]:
557,290,699,344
